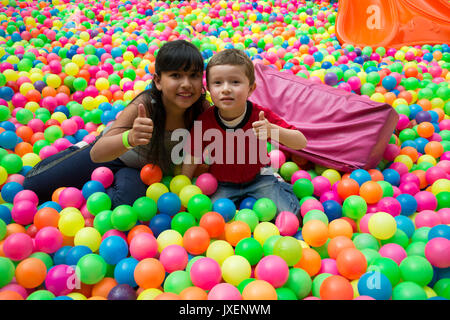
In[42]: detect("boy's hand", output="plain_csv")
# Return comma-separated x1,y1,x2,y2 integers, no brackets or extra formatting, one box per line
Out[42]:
252,111,271,140
129,104,153,147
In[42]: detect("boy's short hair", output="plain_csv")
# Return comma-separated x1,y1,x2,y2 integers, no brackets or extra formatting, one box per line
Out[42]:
206,49,255,85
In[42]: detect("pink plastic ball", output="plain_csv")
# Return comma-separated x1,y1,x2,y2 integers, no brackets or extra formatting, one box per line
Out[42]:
275,211,299,236
437,208,450,224
392,186,402,198
269,150,286,169
440,152,450,161
414,191,437,212
396,114,410,131
399,182,420,195
318,258,339,275
159,244,188,273
53,138,73,152
129,232,158,260
3,233,34,261
415,210,442,228
300,199,324,217
312,176,332,197
291,170,312,184
436,160,450,174
354,295,376,300
255,255,289,288
34,226,63,254
320,191,342,205
91,167,114,188
28,119,45,132
366,203,378,214
347,76,361,90
195,173,218,196
11,200,37,226
359,213,374,233
39,145,59,160
45,264,76,296
101,229,127,242
58,187,84,208
190,257,222,291
13,190,39,206
424,237,450,268
400,173,420,186
61,119,78,135
378,243,407,265
389,162,409,176
425,167,447,185
0,283,28,299
376,197,401,217
208,283,242,300
383,144,400,161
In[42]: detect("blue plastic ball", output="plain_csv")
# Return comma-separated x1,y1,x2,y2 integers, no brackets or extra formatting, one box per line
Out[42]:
149,213,172,237
428,225,450,240
1,182,24,203
395,215,415,238
0,204,12,224
357,271,393,300
38,201,62,212
65,245,92,266
382,169,400,186
114,257,138,287
99,235,129,265
213,198,237,222
349,169,372,186
382,76,397,91
240,197,257,210
0,130,18,149
53,246,72,265
322,200,342,221
157,192,181,216
82,180,106,200
396,193,417,216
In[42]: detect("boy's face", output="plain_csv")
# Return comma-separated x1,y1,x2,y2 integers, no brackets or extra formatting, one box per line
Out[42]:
207,64,256,121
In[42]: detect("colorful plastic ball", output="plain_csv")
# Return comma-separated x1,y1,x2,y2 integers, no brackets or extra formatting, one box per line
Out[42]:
99,236,129,265
183,226,210,255
159,244,188,273
65,245,92,266
111,205,137,231
58,187,84,209
225,221,251,247
195,173,218,195
255,255,289,288
293,178,314,198
132,197,157,222
349,169,372,186
428,225,450,241
239,197,257,210
129,232,158,261
3,232,33,261
222,255,252,286
1,182,24,203
163,270,192,295
146,183,169,203
342,195,367,220
396,193,417,216
425,237,450,268
199,211,225,238
322,200,343,221
107,284,137,300
359,181,383,204
179,185,202,208
399,256,434,286
392,282,427,300
357,271,392,300
91,167,114,188
273,236,303,267
302,220,328,247
368,212,397,240
140,164,162,185
379,243,407,266
275,211,299,236
206,240,235,267
11,200,36,226
254,222,280,246
114,257,139,287
415,191,438,212
235,237,263,266
149,214,171,237
169,175,191,195
157,192,181,216
34,226,63,254
187,194,212,220
213,198,236,222
44,265,76,296
14,257,47,289
234,209,259,232
208,283,242,300
171,212,196,236
134,258,165,290
253,198,277,222
190,257,222,291
336,248,367,280
415,210,441,228
77,254,107,285
320,275,354,300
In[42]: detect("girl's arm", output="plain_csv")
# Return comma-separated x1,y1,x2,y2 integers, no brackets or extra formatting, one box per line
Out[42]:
90,98,153,163
252,111,307,150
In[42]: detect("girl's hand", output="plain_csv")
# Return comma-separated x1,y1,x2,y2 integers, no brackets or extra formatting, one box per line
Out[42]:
129,104,153,147
252,111,272,140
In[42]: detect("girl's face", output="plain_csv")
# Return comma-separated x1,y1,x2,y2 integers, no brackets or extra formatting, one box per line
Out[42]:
154,68,203,112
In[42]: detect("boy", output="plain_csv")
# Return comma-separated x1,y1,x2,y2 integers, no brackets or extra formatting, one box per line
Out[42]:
181,49,307,217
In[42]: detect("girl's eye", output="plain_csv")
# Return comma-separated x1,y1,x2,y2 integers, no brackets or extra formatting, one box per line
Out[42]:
170,73,180,78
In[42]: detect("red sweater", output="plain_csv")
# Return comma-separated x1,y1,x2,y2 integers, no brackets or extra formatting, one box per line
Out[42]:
187,101,298,184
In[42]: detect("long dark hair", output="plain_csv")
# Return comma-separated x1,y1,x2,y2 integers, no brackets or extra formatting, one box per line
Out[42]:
130,40,206,173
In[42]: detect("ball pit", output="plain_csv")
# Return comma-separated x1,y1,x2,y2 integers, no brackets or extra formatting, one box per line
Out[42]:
0,0,447,302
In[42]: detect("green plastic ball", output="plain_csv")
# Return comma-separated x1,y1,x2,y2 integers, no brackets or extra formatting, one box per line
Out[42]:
234,209,259,232
392,281,427,300
110,205,137,231
399,256,434,287
86,192,112,216
132,196,157,222
235,237,263,266
171,211,197,236
293,178,314,199
283,268,312,300
76,254,107,285
253,198,277,222
273,236,303,266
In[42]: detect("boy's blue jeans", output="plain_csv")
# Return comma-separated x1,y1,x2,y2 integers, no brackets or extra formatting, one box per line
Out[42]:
23,143,147,208
210,173,301,218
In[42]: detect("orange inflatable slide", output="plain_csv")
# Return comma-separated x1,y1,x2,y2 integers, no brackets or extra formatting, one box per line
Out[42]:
335,0,450,49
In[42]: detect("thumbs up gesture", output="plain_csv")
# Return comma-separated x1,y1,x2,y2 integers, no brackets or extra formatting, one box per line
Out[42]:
129,103,153,147
252,111,271,140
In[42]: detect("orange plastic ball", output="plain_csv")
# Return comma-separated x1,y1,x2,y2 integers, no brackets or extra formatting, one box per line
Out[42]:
154,292,181,300
417,122,434,138
14,142,33,157
368,169,384,181
15,126,34,143
242,280,277,300
199,211,226,238
0,291,24,300
224,221,251,247
91,277,118,299
328,218,353,239
336,248,367,280
15,257,47,289
400,146,419,162
34,207,60,230
337,178,360,200
412,170,428,189
327,236,355,259
179,286,208,300
359,181,383,204
127,224,153,245
140,164,163,185
301,220,328,247
6,223,26,237
424,141,444,159
320,275,354,300
294,247,321,277
134,258,165,289
183,226,210,255
51,187,66,203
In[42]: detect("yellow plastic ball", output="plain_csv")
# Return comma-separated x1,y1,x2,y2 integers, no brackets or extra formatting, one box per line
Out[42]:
72,54,85,67
79,31,90,42
351,279,360,299
146,183,169,203
65,62,79,76
371,93,386,103
298,240,310,249
206,240,234,266
51,112,67,124
74,227,102,252
4,69,18,82
169,175,191,195
19,82,34,95
368,212,397,240
29,72,43,83
123,51,134,62
21,153,41,167
0,166,7,185
123,90,136,102
394,51,405,61
67,293,87,300
138,288,163,300
394,155,413,170
95,78,109,91
157,229,183,253
417,154,437,166
253,222,280,246
179,185,202,208
58,209,85,237
431,98,444,109
392,99,409,108
431,179,450,195
322,169,341,185
221,255,251,286
82,96,96,111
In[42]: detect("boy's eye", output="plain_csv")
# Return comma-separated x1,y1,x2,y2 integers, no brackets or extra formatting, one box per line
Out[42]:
170,73,180,78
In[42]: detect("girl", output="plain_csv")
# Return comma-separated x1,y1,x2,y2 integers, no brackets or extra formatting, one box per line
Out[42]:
23,40,207,207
